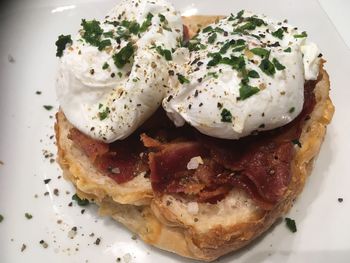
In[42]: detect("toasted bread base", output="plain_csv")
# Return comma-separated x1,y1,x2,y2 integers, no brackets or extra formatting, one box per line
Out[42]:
55,16,334,261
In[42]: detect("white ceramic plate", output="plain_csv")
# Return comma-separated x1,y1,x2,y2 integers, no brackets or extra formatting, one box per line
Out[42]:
1,0,350,262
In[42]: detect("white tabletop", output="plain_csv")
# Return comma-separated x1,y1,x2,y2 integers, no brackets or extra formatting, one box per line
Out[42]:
319,0,350,48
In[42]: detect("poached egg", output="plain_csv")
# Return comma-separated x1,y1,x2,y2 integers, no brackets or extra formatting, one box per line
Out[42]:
56,0,183,142
163,10,321,140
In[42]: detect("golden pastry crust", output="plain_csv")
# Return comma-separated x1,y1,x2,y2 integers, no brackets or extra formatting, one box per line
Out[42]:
55,16,334,262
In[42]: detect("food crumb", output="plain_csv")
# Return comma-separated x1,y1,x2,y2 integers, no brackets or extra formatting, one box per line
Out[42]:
131,234,137,240
44,179,51,184
25,213,33,220
94,237,101,245
123,253,132,263
53,189,59,196
8,54,15,63
0,160,4,165
39,240,49,248
21,243,27,252
68,226,78,239
338,198,343,203
36,91,42,95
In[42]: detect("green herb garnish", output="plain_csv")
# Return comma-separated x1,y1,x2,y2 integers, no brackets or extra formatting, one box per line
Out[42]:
239,84,260,100
272,28,284,39
207,72,219,79
25,213,33,220
294,31,307,38
99,107,110,120
291,139,302,148
102,62,109,70
55,35,72,57
158,14,166,22
289,107,295,113
250,48,270,58
112,42,134,68
248,70,260,78
207,53,222,67
0,214,3,223
272,58,286,70
72,194,90,206
177,74,190,84
259,59,275,76
219,40,235,54
284,47,292,53
140,13,153,32
208,32,217,44
155,46,172,61
221,108,232,122
285,217,297,233
202,26,213,33
81,19,103,46
43,105,53,111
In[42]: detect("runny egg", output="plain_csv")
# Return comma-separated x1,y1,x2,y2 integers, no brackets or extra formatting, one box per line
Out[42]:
163,10,321,140
56,0,183,142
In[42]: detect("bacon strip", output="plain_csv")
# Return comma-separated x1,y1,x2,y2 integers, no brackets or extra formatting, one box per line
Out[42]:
68,81,316,209
68,128,109,162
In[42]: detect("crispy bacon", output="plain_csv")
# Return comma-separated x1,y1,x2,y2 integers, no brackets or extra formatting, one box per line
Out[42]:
68,81,316,209
69,129,148,184
68,129,109,162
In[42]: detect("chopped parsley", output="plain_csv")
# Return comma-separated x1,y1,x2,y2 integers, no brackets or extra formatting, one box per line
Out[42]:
121,20,140,35
292,139,302,148
219,39,235,54
208,32,217,44
285,217,297,233
289,107,295,113
248,70,260,78
221,108,232,122
103,31,114,38
98,107,110,120
250,47,269,58
284,47,292,53
102,62,109,70
220,55,246,70
294,31,307,38
140,13,153,32
207,72,219,79
239,84,260,100
202,26,213,33
25,213,33,219
55,35,72,57
234,16,266,33
259,59,275,76
0,214,3,222
43,105,53,111
155,46,172,61
272,58,286,70
236,10,245,19
112,42,134,68
97,39,111,51
207,53,222,67
81,19,104,46
72,194,90,206
177,73,190,84
272,28,284,39
158,14,166,22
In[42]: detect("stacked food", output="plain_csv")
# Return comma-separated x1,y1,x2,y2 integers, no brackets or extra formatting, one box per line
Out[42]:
55,0,334,260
